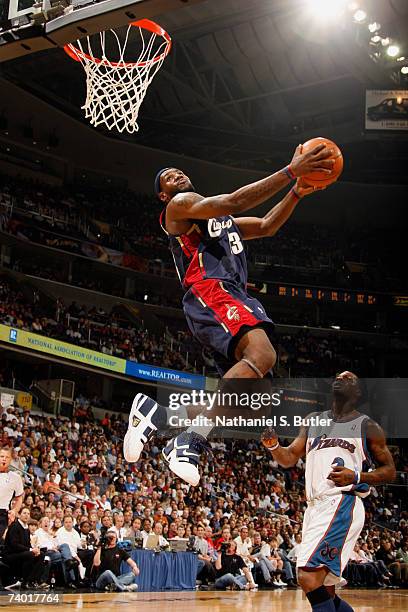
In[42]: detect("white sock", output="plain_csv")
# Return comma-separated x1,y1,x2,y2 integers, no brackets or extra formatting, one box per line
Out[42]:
165,404,215,438
186,421,215,438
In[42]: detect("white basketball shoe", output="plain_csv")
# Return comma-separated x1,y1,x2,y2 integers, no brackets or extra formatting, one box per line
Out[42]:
162,431,212,486
123,393,166,463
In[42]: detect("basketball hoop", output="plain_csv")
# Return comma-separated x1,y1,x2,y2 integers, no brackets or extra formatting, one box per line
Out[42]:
64,19,171,134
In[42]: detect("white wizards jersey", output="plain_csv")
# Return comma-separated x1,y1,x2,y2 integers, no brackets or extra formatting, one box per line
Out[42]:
305,411,371,502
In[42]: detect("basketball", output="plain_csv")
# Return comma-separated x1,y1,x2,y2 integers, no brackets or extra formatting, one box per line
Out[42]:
301,137,343,188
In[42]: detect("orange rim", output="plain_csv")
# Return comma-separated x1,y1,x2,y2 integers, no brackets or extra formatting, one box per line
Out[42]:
63,19,172,67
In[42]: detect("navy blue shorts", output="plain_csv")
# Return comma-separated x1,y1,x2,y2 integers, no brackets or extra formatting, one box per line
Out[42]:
182,278,275,375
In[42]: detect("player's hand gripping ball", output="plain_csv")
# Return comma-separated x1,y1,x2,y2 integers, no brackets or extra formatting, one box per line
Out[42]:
301,137,343,188
261,427,279,449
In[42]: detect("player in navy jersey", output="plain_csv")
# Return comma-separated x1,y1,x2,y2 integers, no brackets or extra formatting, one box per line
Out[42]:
124,143,334,485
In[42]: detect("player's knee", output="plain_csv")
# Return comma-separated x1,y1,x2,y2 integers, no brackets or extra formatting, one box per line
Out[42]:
244,344,276,375
297,569,320,593
266,344,277,370
255,344,276,375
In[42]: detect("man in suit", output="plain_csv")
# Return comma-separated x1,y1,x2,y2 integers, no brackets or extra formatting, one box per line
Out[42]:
4,506,47,588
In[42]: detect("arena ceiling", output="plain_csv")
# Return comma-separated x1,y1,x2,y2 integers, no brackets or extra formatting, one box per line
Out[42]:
1,0,408,181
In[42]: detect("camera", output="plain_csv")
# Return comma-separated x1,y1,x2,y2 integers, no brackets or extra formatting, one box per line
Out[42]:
187,536,196,552
99,533,110,548
220,542,229,553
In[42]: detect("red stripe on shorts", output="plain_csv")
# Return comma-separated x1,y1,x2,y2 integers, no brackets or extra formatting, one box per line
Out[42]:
192,279,259,335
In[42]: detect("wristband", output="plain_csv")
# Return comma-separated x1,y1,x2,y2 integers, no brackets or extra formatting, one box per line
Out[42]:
291,187,301,200
269,441,280,451
283,165,296,180
354,469,361,485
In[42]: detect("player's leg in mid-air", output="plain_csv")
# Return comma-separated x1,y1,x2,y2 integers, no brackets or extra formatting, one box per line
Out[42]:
123,324,276,485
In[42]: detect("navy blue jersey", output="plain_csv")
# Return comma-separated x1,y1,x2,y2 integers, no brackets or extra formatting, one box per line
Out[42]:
160,213,248,290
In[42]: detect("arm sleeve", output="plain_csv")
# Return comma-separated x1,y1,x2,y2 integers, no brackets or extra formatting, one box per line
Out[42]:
236,556,246,570
13,473,24,497
6,525,30,553
120,550,130,562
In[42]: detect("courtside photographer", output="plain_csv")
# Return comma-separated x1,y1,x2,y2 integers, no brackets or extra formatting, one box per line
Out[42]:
93,530,139,592
214,540,257,591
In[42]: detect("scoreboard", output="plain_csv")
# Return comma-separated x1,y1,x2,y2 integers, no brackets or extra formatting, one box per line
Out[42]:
273,284,378,306
247,281,381,306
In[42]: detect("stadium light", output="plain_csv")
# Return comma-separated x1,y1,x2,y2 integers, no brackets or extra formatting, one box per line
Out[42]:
396,56,406,62
368,22,381,33
401,66,408,74
353,9,367,22
381,37,390,46
307,0,348,21
387,45,400,58
370,35,381,44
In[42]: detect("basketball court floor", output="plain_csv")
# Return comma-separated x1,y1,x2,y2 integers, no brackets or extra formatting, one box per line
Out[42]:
1,589,407,611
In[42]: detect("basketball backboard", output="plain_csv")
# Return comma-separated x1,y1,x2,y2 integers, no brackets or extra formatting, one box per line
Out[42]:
0,0,207,62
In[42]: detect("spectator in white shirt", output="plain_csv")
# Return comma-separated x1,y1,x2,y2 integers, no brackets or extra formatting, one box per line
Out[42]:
109,513,127,542
140,518,152,541
56,516,81,563
36,516,76,585
287,534,302,561
234,526,252,557
143,522,169,548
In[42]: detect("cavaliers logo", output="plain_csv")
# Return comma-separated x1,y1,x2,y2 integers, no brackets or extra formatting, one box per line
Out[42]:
225,304,240,322
321,541,339,561
132,415,141,427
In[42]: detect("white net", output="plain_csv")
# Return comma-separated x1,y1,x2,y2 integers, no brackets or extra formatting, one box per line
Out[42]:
64,20,171,134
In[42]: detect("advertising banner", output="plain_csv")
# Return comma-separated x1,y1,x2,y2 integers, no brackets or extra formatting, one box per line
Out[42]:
126,361,206,390
0,324,126,373
366,90,408,131
0,324,205,389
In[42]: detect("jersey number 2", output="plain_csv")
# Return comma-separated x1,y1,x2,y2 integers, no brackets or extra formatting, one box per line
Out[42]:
228,231,244,255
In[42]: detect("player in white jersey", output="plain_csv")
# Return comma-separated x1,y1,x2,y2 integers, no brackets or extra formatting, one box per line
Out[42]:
261,371,396,612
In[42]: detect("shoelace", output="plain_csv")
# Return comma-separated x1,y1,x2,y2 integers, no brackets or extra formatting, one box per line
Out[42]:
188,432,213,456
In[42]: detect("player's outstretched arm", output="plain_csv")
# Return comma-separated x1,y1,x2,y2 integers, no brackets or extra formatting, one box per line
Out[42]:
261,426,307,468
167,144,333,221
328,420,396,487
234,178,323,240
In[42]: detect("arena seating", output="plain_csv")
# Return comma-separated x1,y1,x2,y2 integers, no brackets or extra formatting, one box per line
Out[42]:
0,277,190,372
1,173,405,291
0,404,406,591
0,275,390,376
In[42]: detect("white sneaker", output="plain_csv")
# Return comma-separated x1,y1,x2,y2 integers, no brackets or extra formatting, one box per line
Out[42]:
123,584,138,592
124,393,165,463
162,431,212,486
277,579,287,587
4,580,22,591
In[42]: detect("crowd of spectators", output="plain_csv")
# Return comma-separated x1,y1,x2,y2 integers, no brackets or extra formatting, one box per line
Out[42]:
0,277,190,372
0,172,405,292
0,403,406,593
276,330,379,377
0,275,394,377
